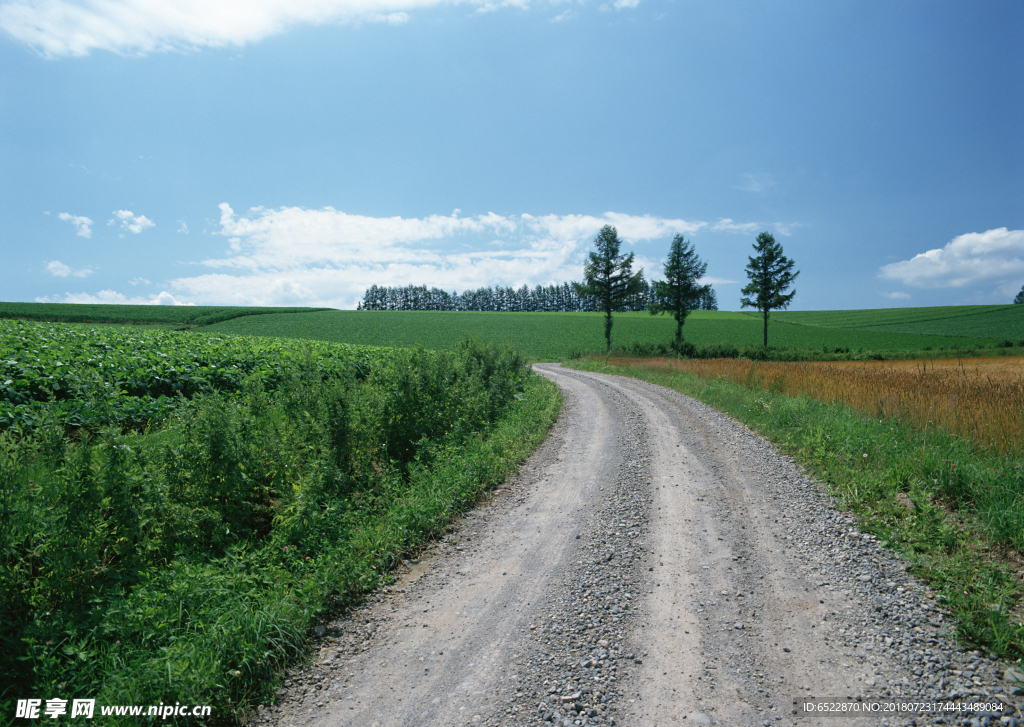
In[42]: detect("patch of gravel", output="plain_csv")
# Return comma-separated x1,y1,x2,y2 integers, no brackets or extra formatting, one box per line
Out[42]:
484,387,652,727
631,378,1024,727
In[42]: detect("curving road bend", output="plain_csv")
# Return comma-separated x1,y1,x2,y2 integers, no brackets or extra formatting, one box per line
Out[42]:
254,365,1020,727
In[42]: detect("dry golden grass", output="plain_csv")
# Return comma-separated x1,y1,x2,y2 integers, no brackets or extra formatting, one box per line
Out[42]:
609,355,1024,455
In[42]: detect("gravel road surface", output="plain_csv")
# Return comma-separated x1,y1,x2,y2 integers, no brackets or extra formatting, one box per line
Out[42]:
252,365,1023,727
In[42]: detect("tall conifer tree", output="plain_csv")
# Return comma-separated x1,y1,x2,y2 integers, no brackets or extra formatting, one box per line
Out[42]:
649,234,709,349
740,231,799,347
573,225,645,352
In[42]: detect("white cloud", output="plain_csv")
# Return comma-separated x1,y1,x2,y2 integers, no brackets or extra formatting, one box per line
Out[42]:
161,203,718,308
878,228,1024,296
129,277,151,286
114,209,155,234
37,289,194,305
699,276,737,286
711,218,761,235
612,0,639,8
46,260,72,277
0,0,520,57
882,291,911,300
177,221,189,234
46,260,94,277
710,218,798,236
58,212,92,238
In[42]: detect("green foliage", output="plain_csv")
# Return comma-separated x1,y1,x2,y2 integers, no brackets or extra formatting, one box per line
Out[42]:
1014,285,1024,305
0,319,378,432
648,235,709,347
573,225,646,352
0,332,558,723
740,231,800,347
567,358,1024,658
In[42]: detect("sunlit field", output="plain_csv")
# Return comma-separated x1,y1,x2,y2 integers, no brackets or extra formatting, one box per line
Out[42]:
608,355,1024,456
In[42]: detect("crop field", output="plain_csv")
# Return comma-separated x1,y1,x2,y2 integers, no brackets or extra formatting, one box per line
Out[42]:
0,301,329,327
606,354,1024,456
0,320,559,722
773,304,1024,340
0,319,379,430
203,309,1006,360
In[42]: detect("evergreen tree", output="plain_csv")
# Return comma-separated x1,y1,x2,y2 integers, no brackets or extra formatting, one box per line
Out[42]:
648,234,709,348
573,225,645,352
699,287,718,311
1015,284,1024,304
740,231,799,347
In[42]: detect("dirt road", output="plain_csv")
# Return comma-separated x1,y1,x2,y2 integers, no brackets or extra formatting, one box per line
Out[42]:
254,365,1020,727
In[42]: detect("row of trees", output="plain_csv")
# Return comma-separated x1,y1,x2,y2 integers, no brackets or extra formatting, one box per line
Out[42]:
357,225,798,352
576,226,798,351
357,278,719,313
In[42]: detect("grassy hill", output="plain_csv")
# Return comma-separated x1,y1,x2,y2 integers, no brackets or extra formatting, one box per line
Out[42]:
771,304,1024,340
3,302,1020,362
0,302,330,327
203,309,1007,361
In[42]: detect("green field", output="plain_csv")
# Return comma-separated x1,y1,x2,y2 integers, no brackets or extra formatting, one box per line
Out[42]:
204,309,1007,360
0,301,329,327
0,319,380,430
773,304,1024,340
2,302,1021,361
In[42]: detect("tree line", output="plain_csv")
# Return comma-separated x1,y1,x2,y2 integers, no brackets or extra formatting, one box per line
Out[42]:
575,226,797,351
357,279,719,313
359,224,798,352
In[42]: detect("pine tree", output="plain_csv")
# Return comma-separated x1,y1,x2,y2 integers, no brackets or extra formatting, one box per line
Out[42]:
648,234,709,349
573,225,645,352
740,231,799,347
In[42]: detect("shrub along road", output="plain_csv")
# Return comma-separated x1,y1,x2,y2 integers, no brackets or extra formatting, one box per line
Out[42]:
253,366,1022,727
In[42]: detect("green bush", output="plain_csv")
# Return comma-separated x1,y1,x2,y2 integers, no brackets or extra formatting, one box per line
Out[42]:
0,335,555,723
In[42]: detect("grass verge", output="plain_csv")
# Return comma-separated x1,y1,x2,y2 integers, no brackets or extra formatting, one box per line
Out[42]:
564,357,1024,658
1,343,561,725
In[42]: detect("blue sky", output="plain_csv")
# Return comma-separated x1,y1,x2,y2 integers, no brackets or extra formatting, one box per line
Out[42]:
1,0,1021,310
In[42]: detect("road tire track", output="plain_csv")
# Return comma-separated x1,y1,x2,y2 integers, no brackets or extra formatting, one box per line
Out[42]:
252,365,1022,727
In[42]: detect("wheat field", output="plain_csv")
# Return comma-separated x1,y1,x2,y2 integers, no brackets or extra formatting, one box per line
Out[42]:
611,355,1024,455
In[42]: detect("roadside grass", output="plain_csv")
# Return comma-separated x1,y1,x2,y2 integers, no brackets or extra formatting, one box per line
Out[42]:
564,356,1024,658
1,338,561,724
202,309,1007,362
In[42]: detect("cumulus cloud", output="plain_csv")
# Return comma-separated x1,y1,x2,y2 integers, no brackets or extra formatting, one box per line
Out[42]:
46,260,94,277
114,209,155,233
162,204,719,308
878,228,1024,297
0,0,517,57
58,212,92,238
37,289,194,305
